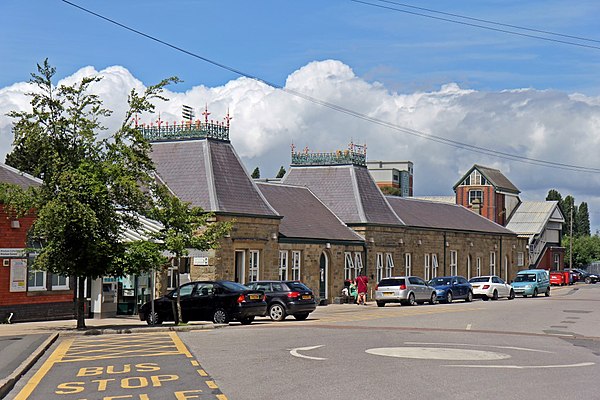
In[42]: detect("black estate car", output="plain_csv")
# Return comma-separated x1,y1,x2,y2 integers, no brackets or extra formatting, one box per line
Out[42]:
246,280,317,321
139,280,267,325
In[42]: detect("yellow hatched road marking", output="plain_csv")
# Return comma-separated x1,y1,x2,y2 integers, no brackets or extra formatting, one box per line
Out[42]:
216,395,229,400
13,338,74,400
206,381,219,389
197,369,208,377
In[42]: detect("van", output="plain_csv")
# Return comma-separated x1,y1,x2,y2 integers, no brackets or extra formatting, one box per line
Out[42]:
511,269,550,297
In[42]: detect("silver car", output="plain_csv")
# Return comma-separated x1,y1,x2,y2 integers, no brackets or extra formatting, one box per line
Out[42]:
375,276,437,307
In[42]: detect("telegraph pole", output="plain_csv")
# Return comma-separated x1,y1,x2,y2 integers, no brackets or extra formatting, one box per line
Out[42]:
569,206,573,269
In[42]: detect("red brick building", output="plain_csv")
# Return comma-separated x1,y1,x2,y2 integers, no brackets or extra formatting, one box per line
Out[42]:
0,164,73,322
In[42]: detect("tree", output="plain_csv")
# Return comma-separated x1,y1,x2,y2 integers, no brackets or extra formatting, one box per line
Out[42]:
563,235,600,268
276,166,286,179
577,202,591,237
251,167,260,179
546,189,562,203
380,186,402,196
148,184,231,324
0,60,178,329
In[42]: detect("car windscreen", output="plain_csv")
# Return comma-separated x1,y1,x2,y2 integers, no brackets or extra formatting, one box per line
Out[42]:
220,281,249,291
469,277,489,283
378,278,405,287
514,274,536,282
429,278,452,286
286,282,310,291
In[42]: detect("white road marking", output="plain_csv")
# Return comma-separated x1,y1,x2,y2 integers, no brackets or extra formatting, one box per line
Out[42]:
405,342,553,353
366,347,510,361
466,324,472,330
290,345,327,361
445,362,595,369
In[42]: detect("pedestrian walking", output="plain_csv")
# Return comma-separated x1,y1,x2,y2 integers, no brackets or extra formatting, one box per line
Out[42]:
356,274,369,305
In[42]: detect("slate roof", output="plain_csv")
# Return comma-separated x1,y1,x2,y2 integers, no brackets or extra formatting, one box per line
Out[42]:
454,164,520,194
0,163,42,189
506,201,563,236
256,182,364,242
282,165,403,226
150,139,278,217
386,196,515,234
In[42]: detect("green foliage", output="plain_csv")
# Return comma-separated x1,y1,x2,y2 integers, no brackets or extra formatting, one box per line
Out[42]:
577,202,591,237
380,186,402,196
562,235,600,268
276,166,286,179
251,167,260,179
546,189,562,202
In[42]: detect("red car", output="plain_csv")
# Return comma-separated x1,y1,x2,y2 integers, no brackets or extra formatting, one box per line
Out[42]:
550,271,565,286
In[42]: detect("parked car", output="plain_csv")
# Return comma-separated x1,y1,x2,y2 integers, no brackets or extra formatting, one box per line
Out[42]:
564,269,581,283
245,280,317,321
428,276,473,303
550,271,566,286
139,280,267,325
568,268,599,284
468,276,515,300
511,269,550,297
375,276,437,307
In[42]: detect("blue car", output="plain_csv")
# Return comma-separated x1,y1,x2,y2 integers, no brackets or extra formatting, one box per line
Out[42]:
428,276,473,303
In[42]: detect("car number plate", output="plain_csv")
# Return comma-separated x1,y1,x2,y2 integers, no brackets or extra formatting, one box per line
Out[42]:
302,295,311,300
249,294,260,300
472,285,479,288
383,292,394,296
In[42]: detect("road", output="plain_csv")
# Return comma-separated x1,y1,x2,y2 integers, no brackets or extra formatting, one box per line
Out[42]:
7,284,600,400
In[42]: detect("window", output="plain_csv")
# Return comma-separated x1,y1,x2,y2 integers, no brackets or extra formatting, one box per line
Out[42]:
404,253,412,276
424,254,431,281
450,250,458,275
278,251,288,281
517,252,524,267
476,257,482,276
432,254,439,278
354,253,363,276
167,267,177,290
385,253,394,278
469,190,483,205
376,253,384,283
28,269,46,291
344,252,354,280
51,274,69,290
463,170,488,186
291,251,301,281
490,251,496,275
553,253,560,270
249,250,260,282
467,255,472,279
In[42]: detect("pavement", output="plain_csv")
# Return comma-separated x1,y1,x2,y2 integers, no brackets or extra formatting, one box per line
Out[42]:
0,315,218,399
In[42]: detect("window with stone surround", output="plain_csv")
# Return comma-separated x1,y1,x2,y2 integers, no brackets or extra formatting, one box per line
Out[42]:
376,253,384,282
432,254,439,278
385,253,394,278
476,257,482,276
344,252,354,280
291,251,301,281
489,251,496,275
167,267,177,290
517,252,524,267
450,250,458,275
249,250,260,282
424,254,431,281
404,253,412,276
51,274,69,290
354,253,363,276
279,251,288,281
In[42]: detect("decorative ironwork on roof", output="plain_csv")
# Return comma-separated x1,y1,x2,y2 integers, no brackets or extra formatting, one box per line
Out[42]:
291,142,367,167
137,105,231,142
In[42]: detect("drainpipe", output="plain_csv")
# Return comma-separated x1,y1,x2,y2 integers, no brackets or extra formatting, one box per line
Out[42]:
499,238,503,279
443,232,447,276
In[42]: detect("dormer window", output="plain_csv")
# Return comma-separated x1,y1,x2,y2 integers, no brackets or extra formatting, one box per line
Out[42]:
469,189,483,205
463,170,487,186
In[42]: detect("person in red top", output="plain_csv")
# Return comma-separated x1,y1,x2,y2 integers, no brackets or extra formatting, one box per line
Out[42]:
356,274,369,305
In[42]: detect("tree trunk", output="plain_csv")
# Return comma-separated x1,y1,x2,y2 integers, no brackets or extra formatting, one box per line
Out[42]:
174,257,183,324
77,276,86,329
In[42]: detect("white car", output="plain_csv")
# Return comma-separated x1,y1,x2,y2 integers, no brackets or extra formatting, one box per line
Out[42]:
468,275,515,301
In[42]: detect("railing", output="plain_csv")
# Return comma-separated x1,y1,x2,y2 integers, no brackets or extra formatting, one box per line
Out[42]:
138,121,229,142
291,150,366,167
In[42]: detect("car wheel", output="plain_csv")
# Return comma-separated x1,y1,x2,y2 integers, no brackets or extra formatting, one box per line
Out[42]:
213,309,230,324
585,277,592,284
508,289,515,300
545,287,550,297
268,303,286,321
146,311,162,326
408,293,417,306
239,316,254,325
482,296,489,301
465,291,473,302
376,301,386,307
430,293,437,305
294,313,309,320
533,288,538,297
492,290,498,300
445,292,453,303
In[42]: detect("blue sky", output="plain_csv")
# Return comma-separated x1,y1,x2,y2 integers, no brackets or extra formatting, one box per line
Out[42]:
1,1,600,232
2,0,599,93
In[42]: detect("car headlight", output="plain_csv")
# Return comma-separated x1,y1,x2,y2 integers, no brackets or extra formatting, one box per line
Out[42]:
525,284,532,288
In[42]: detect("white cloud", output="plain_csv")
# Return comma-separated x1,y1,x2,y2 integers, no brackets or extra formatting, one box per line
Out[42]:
2,60,600,231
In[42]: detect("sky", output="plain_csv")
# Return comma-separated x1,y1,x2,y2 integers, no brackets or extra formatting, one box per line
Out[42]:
1,1,600,231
